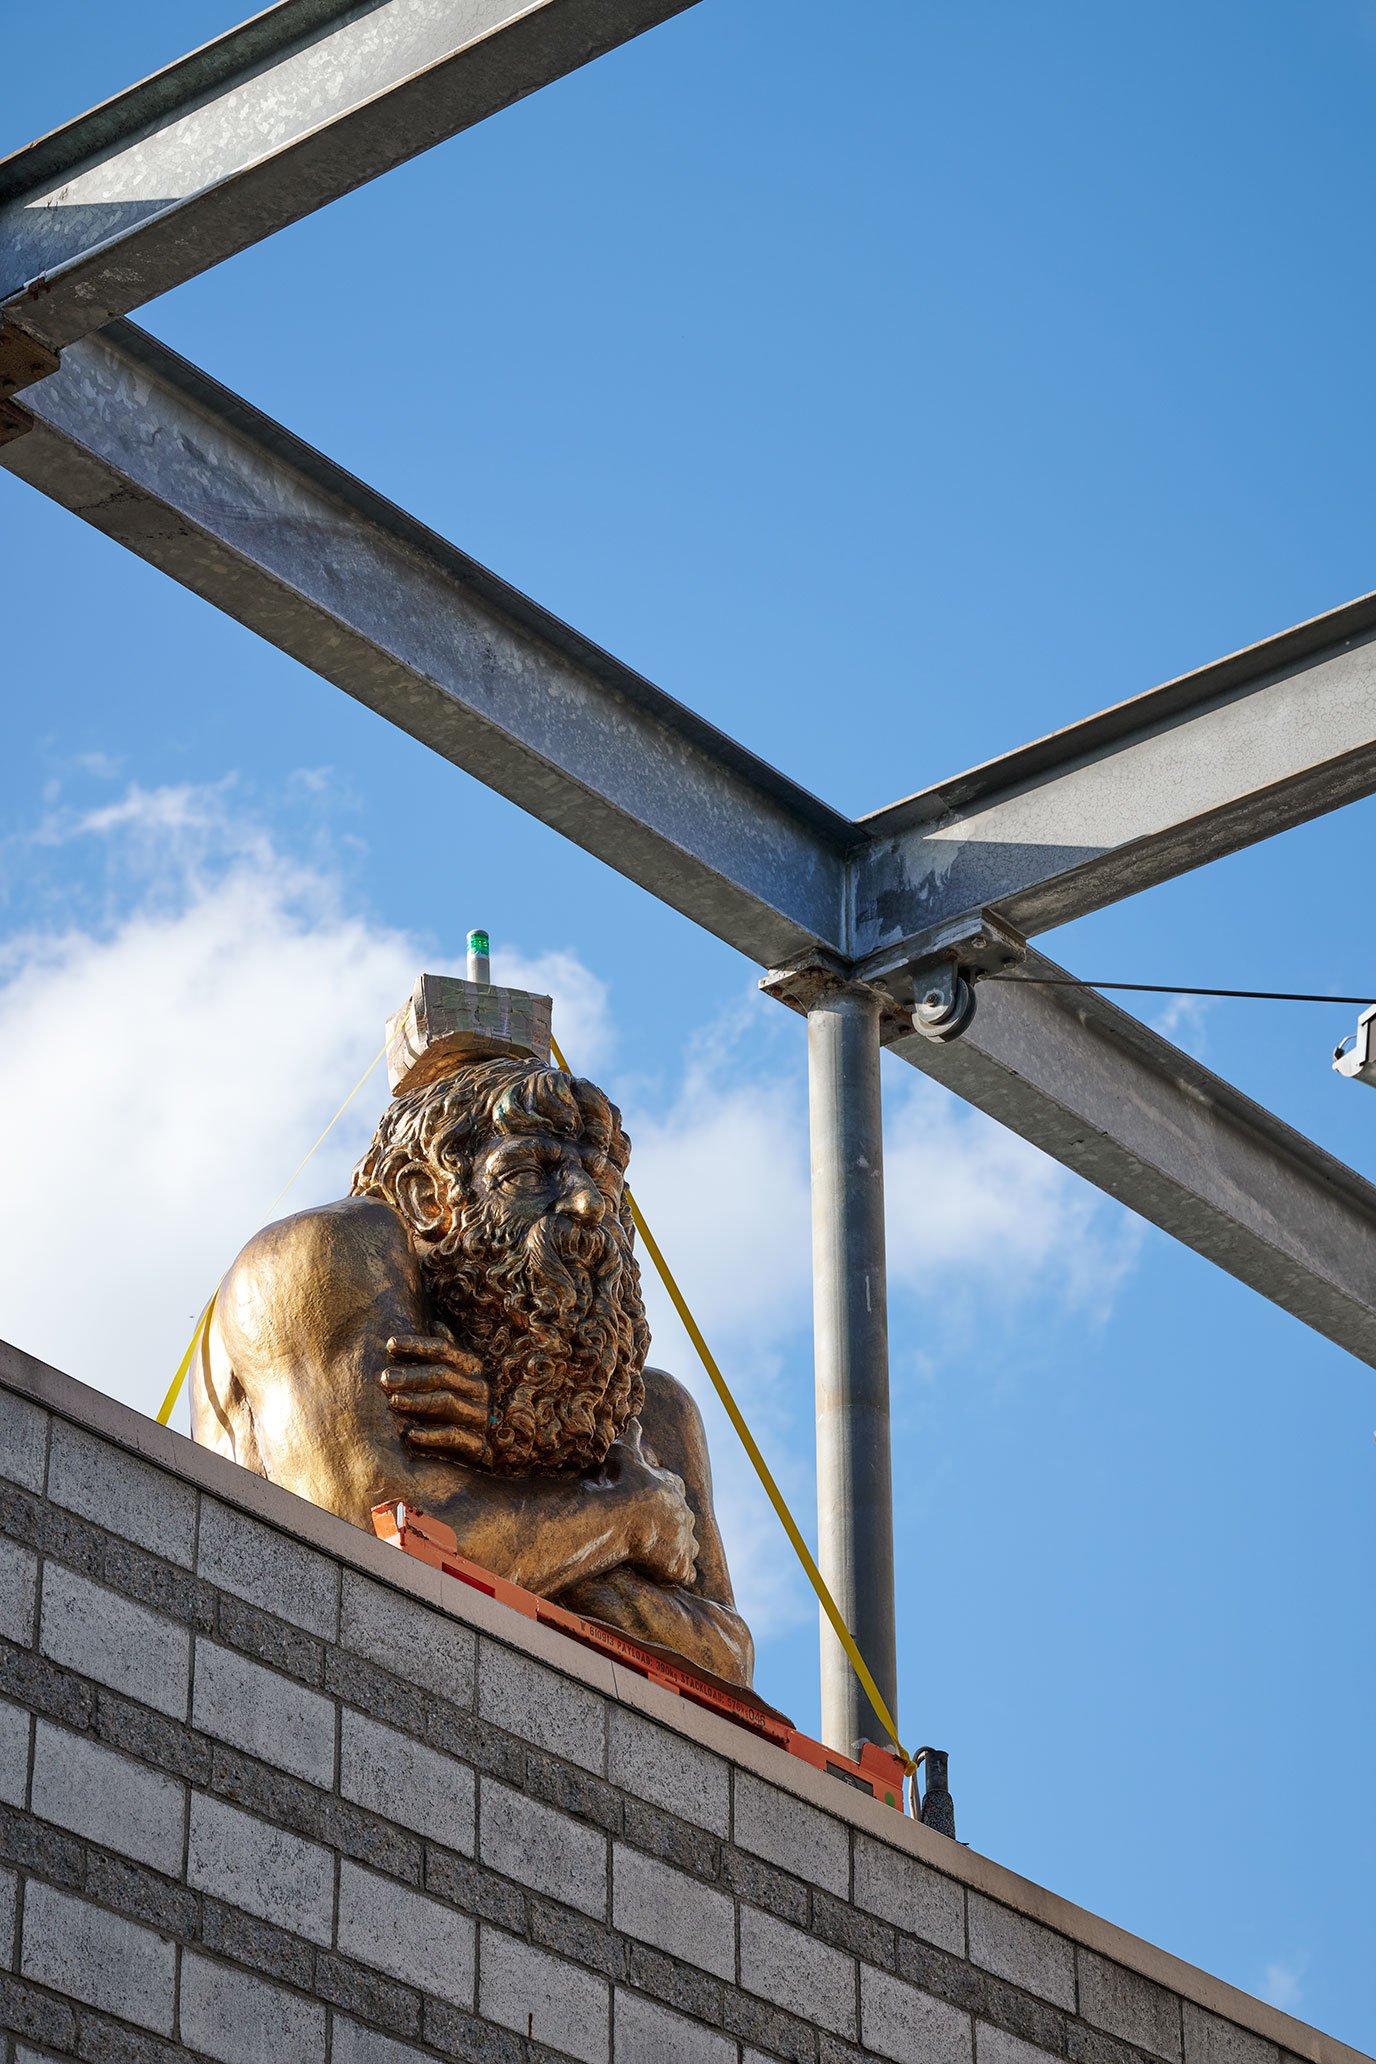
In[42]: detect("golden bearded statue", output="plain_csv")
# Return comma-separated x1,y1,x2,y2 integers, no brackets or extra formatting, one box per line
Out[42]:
191,974,754,1688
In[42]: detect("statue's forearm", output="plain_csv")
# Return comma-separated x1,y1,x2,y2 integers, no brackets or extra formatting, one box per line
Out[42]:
424,1478,644,1599
557,1570,755,1688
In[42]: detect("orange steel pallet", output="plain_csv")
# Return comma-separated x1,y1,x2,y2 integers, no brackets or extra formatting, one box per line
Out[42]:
373,1502,906,1812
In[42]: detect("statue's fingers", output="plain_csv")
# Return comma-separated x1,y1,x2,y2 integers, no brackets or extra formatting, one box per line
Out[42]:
385,1388,486,1428
380,1366,486,1407
446,1379,488,1416
385,1333,483,1376
386,1334,438,1359
435,1341,484,1378
402,1423,487,1462
380,1367,453,1395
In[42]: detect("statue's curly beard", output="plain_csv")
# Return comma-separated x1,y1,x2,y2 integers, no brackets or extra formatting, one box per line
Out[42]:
419,1192,649,1477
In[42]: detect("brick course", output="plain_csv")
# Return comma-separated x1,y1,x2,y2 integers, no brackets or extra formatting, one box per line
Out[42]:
0,1351,1364,2064
178,1949,328,2063
30,1720,185,1877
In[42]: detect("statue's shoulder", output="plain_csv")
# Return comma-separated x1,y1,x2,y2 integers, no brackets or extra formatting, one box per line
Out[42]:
220,1195,419,1309
639,1365,709,1461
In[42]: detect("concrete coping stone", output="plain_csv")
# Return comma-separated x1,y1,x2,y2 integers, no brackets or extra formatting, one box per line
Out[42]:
0,1335,1364,2064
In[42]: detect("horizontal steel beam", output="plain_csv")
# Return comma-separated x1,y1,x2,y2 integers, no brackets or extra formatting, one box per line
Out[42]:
853,596,1376,967
891,951,1376,1368
0,0,698,355
2,321,849,964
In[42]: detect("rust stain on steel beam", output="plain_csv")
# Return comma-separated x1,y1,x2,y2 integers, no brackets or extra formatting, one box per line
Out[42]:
0,321,59,400
0,398,35,446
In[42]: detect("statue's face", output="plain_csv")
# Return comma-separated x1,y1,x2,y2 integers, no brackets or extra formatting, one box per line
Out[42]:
353,1059,649,1474
470,1131,620,1242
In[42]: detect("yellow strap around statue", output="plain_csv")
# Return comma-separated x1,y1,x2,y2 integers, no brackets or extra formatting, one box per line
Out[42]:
548,1032,915,1776
156,1041,388,1427
157,1293,218,1427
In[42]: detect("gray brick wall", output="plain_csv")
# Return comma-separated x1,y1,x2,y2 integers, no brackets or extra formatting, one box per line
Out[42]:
0,1355,1364,2064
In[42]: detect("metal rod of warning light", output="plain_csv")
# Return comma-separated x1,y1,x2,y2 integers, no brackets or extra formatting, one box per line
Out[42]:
467,928,491,985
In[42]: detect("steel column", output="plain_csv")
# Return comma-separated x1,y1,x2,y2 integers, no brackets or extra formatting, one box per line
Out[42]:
806,983,898,1754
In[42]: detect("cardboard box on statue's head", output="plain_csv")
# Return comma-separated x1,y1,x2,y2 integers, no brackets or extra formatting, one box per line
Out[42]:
385,972,553,1097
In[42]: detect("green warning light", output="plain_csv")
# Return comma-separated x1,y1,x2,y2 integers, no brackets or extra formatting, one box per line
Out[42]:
467,930,490,955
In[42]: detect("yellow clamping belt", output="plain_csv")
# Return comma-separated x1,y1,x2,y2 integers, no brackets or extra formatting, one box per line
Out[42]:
159,1027,916,1784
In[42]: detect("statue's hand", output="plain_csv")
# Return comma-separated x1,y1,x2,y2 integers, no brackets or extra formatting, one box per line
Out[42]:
380,1333,490,1465
597,1418,699,1587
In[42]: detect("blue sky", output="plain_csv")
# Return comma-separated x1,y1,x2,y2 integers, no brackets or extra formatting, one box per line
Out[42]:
2,1,1374,2046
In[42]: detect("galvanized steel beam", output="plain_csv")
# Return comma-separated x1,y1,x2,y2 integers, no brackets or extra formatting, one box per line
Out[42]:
852,596,1376,970
891,949,1376,1370
2,321,849,965
0,0,699,358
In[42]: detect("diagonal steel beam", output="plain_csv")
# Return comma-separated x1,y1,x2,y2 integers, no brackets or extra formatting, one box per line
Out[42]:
1,320,849,965
852,597,1376,970
10,316,1376,1005
0,0,699,359
891,949,1376,1369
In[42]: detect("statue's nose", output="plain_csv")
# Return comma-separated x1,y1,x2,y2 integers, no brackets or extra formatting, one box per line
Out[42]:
557,1175,603,1223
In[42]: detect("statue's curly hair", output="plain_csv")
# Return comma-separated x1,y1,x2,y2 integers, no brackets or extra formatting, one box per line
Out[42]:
353,1056,631,1201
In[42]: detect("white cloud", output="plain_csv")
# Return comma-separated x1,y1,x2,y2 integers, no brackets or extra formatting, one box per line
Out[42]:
70,750,123,781
1259,1955,1308,2012
884,1073,1143,1323
1149,991,1214,1057
0,834,412,1430
500,946,617,1078
629,1046,811,1345
34,775,249,851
